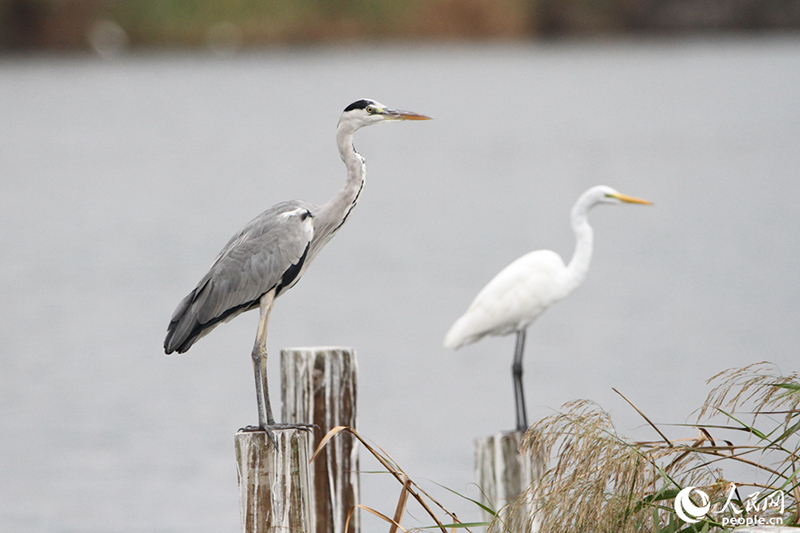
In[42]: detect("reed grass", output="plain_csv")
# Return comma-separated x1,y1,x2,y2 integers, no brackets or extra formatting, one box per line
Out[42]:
315,362,799,532
313,425,488,533
491,362,800,532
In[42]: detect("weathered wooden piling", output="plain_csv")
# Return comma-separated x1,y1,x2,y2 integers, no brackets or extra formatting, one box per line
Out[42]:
235,428,314,533
475,430,544,525
281,347,360,533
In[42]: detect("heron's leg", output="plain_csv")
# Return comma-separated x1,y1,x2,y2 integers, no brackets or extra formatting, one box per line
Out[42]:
512,329,528,432
261,349,275,427
245,289,312,443
250,354,268,430
251,289,277,430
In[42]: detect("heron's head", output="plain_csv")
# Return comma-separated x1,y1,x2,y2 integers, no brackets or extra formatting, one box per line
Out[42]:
338,99,431,131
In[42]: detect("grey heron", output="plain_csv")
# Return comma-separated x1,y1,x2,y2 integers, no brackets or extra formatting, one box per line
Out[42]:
443,185,651,432
164,99,430,438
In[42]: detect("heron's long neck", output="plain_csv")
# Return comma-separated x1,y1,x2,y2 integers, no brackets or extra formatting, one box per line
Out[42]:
311,123,366,257
563,201,594,295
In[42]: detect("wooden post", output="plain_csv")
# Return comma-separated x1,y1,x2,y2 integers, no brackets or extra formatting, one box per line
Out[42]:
475,430,544,526
235,428,314,533
282,347,359,533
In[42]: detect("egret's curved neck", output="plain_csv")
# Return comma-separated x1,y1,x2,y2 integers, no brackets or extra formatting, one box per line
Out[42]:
563,195,595,295
313,121,366,254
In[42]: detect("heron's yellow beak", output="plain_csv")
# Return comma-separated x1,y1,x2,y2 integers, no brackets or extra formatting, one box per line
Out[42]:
612,193,652,205
383,108,432,121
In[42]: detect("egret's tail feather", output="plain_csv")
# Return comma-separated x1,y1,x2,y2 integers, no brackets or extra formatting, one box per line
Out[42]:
443,315,482,350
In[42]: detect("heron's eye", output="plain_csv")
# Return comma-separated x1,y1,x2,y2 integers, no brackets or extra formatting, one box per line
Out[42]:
365,105,375,114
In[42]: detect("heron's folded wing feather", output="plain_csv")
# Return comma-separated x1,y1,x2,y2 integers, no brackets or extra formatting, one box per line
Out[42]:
164,202,314,354
192,209,313,325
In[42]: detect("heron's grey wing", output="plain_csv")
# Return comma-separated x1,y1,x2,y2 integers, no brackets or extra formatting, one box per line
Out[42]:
164,203,313,354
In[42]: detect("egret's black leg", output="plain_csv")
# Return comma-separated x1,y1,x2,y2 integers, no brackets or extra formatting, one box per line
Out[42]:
512,329,528,432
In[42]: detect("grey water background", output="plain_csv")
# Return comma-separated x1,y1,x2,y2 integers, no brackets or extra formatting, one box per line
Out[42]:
1,36,799,531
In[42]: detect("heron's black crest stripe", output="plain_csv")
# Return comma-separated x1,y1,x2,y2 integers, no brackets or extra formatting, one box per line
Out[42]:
344,99,373,112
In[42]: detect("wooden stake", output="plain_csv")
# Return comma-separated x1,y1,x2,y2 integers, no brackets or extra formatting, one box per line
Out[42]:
475,430,544,525
282,347,359,533
235,428,314,533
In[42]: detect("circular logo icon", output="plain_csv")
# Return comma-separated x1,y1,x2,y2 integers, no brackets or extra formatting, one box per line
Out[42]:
674,486,711,523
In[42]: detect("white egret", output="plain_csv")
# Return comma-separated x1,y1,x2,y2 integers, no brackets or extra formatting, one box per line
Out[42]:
443,185,651,431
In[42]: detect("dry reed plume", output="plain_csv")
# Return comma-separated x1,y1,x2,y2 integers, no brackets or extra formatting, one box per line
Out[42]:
489,362,800,532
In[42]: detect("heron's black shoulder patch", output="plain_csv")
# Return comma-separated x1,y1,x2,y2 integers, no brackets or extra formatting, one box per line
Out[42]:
344,99,373,112
276,242,310,297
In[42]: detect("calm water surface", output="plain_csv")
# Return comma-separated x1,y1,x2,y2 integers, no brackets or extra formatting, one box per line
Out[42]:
1,37,799,531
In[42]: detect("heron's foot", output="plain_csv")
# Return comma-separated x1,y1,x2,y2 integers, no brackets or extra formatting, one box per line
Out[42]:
238,423,314,432
268,422,315,432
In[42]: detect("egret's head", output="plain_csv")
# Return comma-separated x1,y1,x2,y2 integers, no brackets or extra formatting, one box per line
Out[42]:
591,185,652,207
338,99,431,132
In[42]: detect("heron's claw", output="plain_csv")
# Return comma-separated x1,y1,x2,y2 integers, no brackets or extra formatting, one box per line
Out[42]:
271,423,315,432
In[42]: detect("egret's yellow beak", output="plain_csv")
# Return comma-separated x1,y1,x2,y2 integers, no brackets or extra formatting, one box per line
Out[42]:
611,193,652,205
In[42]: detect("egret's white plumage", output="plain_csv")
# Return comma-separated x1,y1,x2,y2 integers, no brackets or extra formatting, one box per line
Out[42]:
444,249,567,348
444,185,651,430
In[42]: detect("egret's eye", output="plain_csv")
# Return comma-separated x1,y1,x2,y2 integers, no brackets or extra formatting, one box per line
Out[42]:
365,105,375,114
